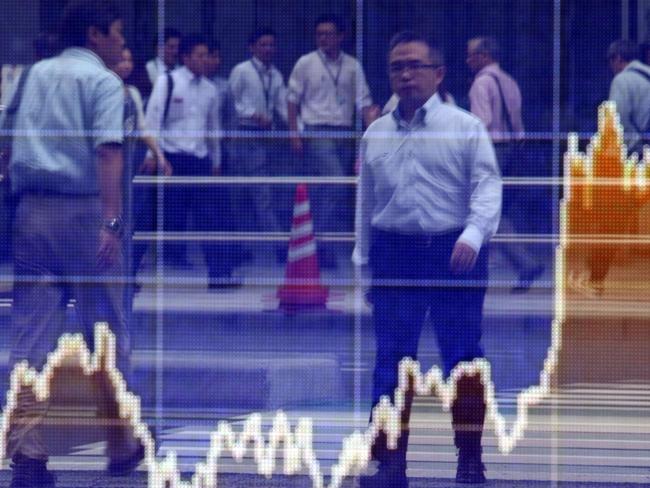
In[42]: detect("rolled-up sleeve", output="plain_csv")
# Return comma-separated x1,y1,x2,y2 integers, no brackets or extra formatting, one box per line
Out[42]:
92,75,124,147
352,138,374,265
459,121,502,252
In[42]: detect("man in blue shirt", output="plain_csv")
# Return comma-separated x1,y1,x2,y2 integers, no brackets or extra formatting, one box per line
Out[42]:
354,32,502,487
4,1,142,486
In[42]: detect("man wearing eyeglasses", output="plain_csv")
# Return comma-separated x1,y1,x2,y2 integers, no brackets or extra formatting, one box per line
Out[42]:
353,31,501,487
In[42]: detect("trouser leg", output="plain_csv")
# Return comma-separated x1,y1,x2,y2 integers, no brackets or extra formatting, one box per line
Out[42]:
431,249,488,452
8,196,69,461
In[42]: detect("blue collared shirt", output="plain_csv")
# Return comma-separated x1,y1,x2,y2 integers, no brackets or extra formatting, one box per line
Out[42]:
352,93,502,265
8,47,124,195
609,60,650,154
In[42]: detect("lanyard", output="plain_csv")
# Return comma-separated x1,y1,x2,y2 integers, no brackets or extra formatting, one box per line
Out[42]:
317,51,343,91
250,59,272,113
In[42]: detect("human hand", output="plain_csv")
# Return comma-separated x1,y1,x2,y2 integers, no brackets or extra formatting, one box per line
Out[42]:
139,154,173,176
449,241,478,275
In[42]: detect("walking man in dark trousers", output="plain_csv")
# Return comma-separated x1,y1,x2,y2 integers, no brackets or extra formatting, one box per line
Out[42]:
354,32,502,487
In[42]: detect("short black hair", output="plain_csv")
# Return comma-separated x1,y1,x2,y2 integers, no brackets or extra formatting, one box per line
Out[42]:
315,14,344,33
248,27,276,46
59,0,121,48
164,27,182,43
607,39,640,62
469,36,500,61
388,31,445,66
180,33,208,57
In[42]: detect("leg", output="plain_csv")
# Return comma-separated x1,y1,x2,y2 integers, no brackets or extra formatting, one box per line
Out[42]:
162,154,190,264
7,196,66,486
431,250,488,484
65,200,139,467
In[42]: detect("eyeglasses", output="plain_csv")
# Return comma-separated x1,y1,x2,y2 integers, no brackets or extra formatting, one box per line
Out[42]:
389,62,441,75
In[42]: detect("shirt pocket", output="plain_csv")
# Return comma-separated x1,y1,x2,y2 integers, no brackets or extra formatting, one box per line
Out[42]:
166,96,185,123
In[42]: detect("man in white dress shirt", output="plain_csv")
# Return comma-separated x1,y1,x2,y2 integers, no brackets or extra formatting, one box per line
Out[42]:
145,27,181,87
287,14,379,267
228,28,287,261
354,32,501,487
145,33,234,284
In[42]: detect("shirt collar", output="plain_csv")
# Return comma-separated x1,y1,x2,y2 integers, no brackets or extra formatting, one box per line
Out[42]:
251,56,272,73
318,49,342,64
392,92,442,129
61,47,108,70
623,60,650,73
476,62,500,78
178,65,203,84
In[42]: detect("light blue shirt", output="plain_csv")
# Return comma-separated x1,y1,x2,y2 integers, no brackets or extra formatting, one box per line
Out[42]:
352,93,502,265
8,48,124,195
609,60,650,155
229,57,288,127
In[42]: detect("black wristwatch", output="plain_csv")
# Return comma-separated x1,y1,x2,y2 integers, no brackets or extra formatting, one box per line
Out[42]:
102,216,124,237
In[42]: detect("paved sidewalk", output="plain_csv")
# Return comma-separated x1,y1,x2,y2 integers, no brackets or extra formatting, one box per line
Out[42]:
0,471,640,487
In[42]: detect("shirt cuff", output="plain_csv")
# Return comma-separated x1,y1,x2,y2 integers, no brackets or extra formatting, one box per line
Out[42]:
351,246,368,266
457,224,484,253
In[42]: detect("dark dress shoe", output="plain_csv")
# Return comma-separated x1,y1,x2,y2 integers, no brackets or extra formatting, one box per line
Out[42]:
358,465,409,488
10,454,56,488
456,449,487,484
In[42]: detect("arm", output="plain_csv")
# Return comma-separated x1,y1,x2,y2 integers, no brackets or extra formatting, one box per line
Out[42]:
96,143,123,269
356,61,379,128
610,75,639,151
208,87,222,174
451,121,502,274
229,65,256,121
131,85,171,175
287,60,305,155
468,76,494,129
352,138,374,266
275,74,289,124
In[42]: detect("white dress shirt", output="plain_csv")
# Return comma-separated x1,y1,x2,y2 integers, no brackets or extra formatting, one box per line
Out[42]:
287,49,372,127
145,57,178,87
144,66,221,169
229,57,288,127
353,93,502,265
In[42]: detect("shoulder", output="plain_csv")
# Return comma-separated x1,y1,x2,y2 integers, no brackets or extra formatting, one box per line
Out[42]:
292,52,315,69
436,103,485,130
363,113,395,138
231,60,250,74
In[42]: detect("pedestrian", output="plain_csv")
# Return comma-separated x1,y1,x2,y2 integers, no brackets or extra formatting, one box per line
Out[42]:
607,39,650,155
467,36,543,292
229,27,288,263
287,13,380,268
353,31,502,487
112,46,171,291
145,27,181,87
144,33,236,287
3,1,144,486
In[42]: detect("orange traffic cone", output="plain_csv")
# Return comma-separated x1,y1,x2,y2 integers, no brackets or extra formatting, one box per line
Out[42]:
277,184,329,311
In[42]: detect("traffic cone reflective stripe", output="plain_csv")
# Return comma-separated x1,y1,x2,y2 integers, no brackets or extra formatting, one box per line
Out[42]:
277,184,329,310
